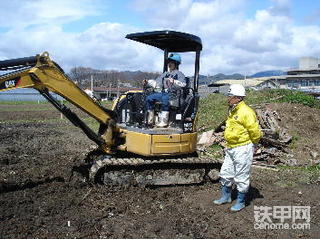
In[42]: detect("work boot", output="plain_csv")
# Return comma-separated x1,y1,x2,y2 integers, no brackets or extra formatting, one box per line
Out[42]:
230,192,246,212
213,186,232,205
156,111,169,127
147,110,155,126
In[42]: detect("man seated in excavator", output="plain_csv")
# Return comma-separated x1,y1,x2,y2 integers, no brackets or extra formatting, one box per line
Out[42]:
144,53,186,127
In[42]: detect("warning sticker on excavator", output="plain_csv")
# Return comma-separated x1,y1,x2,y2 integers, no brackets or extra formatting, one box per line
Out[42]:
0,77,21,90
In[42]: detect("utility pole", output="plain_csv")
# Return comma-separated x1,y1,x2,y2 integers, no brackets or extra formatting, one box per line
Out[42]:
108,83,111,98
244,73,247,87
117,80,120,98
90,75,93,91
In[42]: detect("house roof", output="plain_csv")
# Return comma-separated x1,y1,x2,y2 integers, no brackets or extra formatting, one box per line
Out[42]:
92,87,140,92
210,74,320,87
209,79,266,87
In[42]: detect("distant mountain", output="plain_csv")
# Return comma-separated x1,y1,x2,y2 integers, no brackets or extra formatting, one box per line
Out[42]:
250,70,284,78
212,73,244,80
198,75,210,85
196,71,286,86
195,73,245,85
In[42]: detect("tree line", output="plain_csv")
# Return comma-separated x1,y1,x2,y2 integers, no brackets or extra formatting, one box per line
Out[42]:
67,67,160,89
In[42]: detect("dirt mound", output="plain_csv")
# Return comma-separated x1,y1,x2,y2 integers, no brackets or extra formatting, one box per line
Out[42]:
265,103,320,164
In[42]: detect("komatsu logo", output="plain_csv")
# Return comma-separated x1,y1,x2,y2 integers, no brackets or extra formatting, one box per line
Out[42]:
5,80,16,88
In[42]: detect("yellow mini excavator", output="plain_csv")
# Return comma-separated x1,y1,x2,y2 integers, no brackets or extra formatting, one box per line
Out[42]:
0,30,217,185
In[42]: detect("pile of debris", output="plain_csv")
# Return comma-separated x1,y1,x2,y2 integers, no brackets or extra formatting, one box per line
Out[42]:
197,106,293,168
254,107,292,165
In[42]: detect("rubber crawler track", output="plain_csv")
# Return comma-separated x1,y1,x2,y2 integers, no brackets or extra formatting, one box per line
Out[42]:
89,154,220,180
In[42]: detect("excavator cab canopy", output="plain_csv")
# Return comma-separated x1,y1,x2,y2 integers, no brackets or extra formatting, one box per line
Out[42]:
126,30,202,52
126,30,202,92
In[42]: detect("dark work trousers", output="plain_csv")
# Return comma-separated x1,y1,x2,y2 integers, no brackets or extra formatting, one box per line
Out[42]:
146,92,170,111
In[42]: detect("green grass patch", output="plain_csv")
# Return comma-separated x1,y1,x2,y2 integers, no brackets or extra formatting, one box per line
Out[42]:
0,116,99,127
288,135,300,149
206,144,223,158
274,165,320,185
0,107,55,112
0,99,113,107
305,164,320,172
0,101,50,105
0,118,66,124
246,89,320,108
197,89,320,131
278,164,320,173
198,93,228,131
280,91,320,108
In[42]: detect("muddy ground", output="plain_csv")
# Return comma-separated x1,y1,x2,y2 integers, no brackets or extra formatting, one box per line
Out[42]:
0,103,320,239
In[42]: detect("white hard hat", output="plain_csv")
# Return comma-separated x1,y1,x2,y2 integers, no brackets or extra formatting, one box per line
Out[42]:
228,84,246,97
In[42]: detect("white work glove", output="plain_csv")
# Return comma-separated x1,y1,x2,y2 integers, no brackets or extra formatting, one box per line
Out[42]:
145,79,157,88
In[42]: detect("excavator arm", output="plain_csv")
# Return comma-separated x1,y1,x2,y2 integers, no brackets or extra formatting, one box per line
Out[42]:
0,52,118,153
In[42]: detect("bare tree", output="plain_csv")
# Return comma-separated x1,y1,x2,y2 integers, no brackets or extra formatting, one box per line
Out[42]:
68,67,160,89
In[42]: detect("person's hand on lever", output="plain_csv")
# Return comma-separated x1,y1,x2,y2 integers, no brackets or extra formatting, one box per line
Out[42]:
142,79,148,86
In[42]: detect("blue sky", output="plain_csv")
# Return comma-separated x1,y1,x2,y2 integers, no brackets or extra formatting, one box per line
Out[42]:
0,0,320,75
63,0,320,32
62,1,147,32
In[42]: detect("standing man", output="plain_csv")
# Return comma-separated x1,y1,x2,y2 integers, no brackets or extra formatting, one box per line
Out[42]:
144,53,186,127
213,84,262,212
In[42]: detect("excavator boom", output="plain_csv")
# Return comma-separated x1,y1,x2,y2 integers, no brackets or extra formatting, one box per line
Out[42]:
0,52,117,153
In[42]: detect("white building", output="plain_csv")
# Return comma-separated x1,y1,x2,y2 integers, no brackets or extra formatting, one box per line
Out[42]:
210,57,320,95
299,57,320,70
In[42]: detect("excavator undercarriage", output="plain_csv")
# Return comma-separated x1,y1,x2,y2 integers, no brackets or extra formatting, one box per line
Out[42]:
86,150,219,185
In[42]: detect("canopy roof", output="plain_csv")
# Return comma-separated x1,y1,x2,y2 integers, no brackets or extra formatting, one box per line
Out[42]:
126,30,202,52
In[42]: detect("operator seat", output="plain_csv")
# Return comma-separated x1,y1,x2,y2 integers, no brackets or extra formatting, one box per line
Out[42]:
168,77,190,109
168,77,195,125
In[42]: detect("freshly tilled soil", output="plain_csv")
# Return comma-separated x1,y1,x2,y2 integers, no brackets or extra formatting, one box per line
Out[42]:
0,103,320,238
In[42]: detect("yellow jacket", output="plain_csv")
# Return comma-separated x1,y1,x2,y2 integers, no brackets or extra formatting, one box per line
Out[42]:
224,101,262,148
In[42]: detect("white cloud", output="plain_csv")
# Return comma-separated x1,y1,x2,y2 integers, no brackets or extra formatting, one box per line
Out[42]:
0,21,165,75
233,9,292,53
131,0,193,28
129,0,320,75
1,0,320,76
281,25,320,58
0,0,104,29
